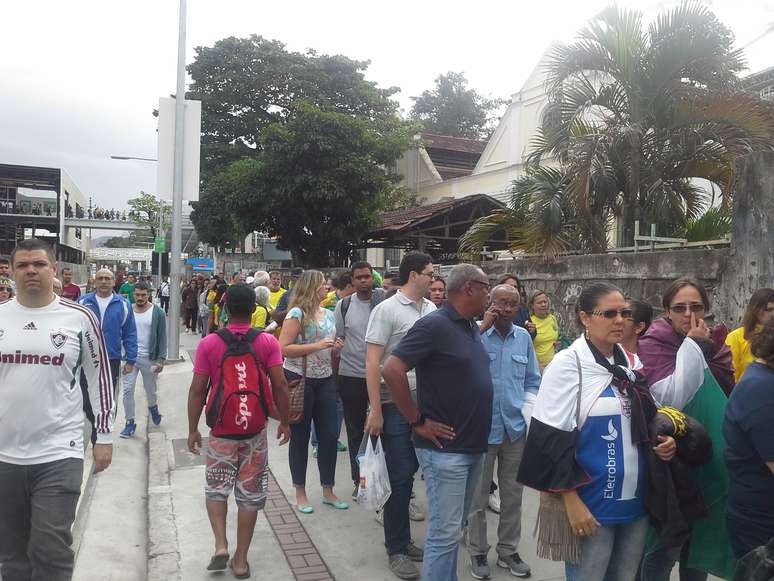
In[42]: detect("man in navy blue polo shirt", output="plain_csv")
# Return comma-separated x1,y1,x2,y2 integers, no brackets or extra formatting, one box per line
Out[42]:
383,263,494,581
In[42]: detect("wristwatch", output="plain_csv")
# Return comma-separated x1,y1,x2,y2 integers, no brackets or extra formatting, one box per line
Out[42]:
411,413,426,428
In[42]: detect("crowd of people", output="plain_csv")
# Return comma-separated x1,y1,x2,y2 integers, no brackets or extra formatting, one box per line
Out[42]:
1,240,774,581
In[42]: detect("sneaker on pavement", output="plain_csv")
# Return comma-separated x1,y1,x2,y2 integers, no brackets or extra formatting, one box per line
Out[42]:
337,440,347,452
405,541,424,562
119,420,136,439
375,509,384,526
408,500,425,522
312,446,318,458
497,553,531,578
149,405,162,426
352,483,359,501
388,553,420,580
488,490,501,513
470,555,491,580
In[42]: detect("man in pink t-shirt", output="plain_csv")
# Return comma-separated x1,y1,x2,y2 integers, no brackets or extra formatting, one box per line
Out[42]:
187,283,290,578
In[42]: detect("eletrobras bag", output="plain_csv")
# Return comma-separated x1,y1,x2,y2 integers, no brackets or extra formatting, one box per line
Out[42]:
534,351,583,564
286,318,307,424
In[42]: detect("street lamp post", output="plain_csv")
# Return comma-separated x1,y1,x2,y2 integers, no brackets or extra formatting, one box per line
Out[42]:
167,0,187,361
108,155,164,287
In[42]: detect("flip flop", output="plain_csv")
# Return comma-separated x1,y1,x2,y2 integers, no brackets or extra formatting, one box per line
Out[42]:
206,552,229,571
296,504,314,514
229,559,251,579
322,498,349,510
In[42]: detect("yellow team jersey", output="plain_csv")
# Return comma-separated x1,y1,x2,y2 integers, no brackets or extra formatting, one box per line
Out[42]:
726,326,755,383
531,313,560,368
251,305,270,330
268,288,286,309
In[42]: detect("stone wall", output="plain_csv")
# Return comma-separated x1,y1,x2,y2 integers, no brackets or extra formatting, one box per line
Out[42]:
481,248,730,336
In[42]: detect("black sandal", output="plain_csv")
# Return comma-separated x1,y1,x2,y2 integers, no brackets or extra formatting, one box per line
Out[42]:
206,553,229,571
229,559,251,579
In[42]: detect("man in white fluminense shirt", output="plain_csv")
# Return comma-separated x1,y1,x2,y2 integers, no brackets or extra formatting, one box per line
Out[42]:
0,238,113,581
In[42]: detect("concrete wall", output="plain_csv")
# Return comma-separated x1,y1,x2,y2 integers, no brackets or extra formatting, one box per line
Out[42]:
480,248,730,336
718,152,774,324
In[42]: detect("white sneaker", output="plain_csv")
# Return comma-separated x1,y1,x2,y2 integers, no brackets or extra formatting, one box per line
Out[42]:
408,500,425,522
488,490,501,513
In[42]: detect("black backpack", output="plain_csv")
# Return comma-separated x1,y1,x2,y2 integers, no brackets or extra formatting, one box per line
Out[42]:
339,289,386,337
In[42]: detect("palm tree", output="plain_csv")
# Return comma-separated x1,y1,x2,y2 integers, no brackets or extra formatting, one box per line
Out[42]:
458,165,609,258
461,2,774,257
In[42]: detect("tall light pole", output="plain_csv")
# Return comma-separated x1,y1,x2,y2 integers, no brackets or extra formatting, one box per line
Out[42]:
108,155,164,286
168,0,187,361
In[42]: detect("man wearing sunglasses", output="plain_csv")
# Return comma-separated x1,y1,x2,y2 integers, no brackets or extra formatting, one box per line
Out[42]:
383,263,494,581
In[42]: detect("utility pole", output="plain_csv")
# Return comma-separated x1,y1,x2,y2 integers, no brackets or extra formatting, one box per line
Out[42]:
168,0,187,360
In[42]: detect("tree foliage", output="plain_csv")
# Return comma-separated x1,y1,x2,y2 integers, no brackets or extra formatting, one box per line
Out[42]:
126,192,169,239
409,72,505,139
528,1,774,246
187,35,417,265
461,1,774,257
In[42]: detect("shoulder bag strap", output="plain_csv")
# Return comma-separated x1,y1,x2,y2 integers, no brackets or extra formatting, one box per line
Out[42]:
574,351,583,428
299,312,308,378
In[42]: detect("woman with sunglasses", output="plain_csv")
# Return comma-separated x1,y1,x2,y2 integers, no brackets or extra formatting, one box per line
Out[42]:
637,277,736,581
519,282,674,581
0,277,13,302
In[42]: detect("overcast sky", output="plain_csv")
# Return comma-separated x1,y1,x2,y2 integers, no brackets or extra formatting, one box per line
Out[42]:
1,0,773,209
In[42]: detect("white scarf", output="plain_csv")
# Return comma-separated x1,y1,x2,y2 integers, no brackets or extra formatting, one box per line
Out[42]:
526,336,641,432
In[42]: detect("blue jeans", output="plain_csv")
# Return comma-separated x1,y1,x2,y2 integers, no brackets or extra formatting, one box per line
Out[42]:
285,371,338,488
416,448,484,581
311,396,344,448
573,516,649,581
639,540,707,581
380,403,419,556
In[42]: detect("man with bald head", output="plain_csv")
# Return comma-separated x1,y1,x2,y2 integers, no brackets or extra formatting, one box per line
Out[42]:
467,283,541,579
79,268,137,442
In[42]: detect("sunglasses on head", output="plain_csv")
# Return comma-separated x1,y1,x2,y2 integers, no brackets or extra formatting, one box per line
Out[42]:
669,303,705,314
591,308,633,319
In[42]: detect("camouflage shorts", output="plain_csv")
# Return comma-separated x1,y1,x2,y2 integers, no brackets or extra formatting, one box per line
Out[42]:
205,430,268,511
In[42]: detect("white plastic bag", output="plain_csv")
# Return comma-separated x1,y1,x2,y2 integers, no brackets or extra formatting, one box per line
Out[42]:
356,435,392,510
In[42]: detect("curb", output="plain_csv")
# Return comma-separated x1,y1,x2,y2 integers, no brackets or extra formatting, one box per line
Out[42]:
147,430,182,581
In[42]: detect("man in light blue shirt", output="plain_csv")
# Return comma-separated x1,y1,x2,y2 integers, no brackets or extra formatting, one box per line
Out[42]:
468,283,541,580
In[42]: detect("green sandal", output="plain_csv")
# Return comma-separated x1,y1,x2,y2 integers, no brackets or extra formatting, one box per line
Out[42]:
322,498,349,510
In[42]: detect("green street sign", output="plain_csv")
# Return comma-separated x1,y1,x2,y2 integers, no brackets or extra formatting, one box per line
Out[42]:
154,237,167,253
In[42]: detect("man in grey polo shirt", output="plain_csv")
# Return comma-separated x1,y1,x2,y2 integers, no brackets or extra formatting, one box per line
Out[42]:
364,252,436,580
334,261,385,498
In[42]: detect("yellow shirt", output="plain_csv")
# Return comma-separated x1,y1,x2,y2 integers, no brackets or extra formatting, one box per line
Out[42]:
268,288,286,309
726,326,755,383
531,313,560,368
321,291,340,311
251,305,270,330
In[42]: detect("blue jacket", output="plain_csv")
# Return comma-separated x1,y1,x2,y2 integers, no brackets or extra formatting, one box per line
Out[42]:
79,292,138,364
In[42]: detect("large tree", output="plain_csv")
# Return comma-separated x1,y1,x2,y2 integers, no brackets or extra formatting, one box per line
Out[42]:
409,72,504,139
187,35,416,264
461,2,774,257
530,1,774,246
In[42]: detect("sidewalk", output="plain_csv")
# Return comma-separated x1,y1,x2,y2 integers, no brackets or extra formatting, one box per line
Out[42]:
73,327,711,581
151,331,568,581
